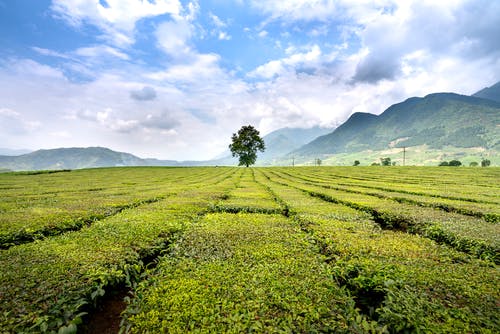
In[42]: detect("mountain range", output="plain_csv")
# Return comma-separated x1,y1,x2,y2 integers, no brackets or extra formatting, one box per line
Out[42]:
295,93,499,157
1,81,498,170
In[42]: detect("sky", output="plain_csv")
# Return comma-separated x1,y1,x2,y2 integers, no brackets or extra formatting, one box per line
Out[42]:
0,0,499,160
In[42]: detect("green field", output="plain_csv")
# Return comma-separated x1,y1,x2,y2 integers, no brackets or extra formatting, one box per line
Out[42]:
0,166,498,333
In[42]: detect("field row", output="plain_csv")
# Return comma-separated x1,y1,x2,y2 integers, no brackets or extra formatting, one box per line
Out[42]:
118,168,499,333
265,169,499,262
0,167,232,248
0,166,498,333
0,168,240,333
255,169,499,332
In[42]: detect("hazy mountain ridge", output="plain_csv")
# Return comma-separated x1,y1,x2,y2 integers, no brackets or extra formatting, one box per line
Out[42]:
257,126,335,164
472,81,500,103
0,147,148,171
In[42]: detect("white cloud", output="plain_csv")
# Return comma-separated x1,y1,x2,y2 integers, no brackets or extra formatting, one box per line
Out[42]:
258,30,268,38
249,45,321,78
32,47,72,60
75,45,130,60
218,32,231,40
51,0,182,47
209,12,226,28
0,107,42,135
0,108,20,117
155,19,193,57
147,53,222,82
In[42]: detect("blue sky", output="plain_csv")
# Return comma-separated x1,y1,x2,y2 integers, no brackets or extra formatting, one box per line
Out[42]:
1,0,499,160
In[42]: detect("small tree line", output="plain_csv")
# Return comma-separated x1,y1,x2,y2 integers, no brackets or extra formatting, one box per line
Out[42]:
439,159,491,167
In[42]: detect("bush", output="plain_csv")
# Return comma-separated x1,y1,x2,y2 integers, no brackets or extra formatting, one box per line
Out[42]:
438,161,449,166
448,160,462,166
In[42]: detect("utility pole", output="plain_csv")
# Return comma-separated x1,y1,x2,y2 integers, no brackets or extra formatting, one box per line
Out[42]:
403,146,406,166
292,156,294,167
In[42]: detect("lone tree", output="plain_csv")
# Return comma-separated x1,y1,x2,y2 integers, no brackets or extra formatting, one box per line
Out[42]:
380,157,391,166
229,125,265,167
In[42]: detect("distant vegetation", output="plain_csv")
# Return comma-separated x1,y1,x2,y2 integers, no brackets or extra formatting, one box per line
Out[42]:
439,160,462,166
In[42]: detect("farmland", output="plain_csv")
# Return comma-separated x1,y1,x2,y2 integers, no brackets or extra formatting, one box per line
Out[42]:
0,166,498,333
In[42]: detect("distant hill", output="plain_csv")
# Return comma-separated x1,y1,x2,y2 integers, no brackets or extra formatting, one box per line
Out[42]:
0,147,239,171
473,81,500,103
258,126,334,164
294,93,500,160
0,147,155,171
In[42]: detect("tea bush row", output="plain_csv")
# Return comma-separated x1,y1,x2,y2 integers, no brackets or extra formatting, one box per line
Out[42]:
257,169,499,333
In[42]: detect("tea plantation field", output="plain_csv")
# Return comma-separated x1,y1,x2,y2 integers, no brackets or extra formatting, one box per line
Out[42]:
0,166,498,333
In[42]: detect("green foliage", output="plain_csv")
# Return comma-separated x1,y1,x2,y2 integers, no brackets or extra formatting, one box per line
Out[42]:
448,160,462,166
229,125,265,167
258,168,499,332
481,159,491,167
122,213,365,332
469,161,478,167
354,160,360,166
380,157,391,166
1,166,499,333
267,167,499,262
439,161,449,166
0,167,239,333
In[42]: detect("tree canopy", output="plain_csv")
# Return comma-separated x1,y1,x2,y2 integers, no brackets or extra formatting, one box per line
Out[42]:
229,125,265,167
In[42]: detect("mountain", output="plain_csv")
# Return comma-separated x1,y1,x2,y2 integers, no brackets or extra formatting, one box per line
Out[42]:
0,147,151,171
0,147,240,171
473,81,500,103
258,126,334,164
294,93,500,159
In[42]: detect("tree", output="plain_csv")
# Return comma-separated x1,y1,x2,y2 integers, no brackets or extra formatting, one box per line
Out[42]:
380,157,391,166
229,125,265,167
353,160,360,166
448,160,462,166
439,161,449,166
481,159,491,167
469,162,478,167
315,158,322,166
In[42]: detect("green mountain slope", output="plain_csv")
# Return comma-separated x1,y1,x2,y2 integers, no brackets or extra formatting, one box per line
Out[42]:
473,81,500,103
295,93,500,158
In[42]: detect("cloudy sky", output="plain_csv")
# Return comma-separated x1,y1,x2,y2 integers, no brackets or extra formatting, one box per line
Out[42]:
0,0,499,160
